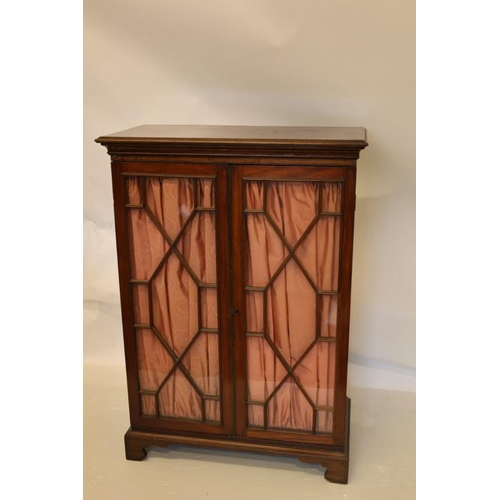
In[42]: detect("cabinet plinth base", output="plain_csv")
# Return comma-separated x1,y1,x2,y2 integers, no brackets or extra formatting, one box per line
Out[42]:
124,398,351,484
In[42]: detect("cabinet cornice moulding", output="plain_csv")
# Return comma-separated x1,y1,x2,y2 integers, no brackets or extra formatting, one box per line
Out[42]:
96,125,368,160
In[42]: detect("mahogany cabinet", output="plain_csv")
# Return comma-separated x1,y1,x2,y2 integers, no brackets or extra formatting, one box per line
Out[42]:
96,125,368,484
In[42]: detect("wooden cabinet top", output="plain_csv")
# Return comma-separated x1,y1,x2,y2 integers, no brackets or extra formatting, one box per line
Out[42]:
96,125,368,160
96,124,366,144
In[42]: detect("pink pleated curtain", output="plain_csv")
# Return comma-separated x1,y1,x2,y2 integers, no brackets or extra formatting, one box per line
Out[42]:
126,177,220,422
245,181,341,434
124,175,341,434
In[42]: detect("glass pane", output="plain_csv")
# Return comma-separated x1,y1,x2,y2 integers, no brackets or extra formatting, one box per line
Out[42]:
125,177,143,205
266,181,318,246
135,329,174,391
246,214,288,287
183,333,220,397
295,216,341,291
266,259,316,366
316,410,334,434
319,295,338,338
177,212,217,284
321,183,342,213
294,343,336,408
158,369,202,420
151,253,198,356
140,395,156,416
132,284,149,324
198,179,215,208
247,337,287,403
248,405,264,427
268,381,313,431
127,209,169,280
246,291,264,333
201,288,218,330
245,181,264,210
145,177,195,240
205,401,220,423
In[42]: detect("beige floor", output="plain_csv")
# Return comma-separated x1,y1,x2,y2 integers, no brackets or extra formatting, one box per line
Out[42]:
84,364,415,499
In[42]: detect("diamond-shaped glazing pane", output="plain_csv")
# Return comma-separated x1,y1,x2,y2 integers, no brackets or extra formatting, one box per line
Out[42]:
151,252,199,356
266,259,316,366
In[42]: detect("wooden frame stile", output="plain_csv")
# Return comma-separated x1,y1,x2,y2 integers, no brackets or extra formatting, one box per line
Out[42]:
229,165,248,438
214,163,234,436
111,159,143,430
332,166,356,445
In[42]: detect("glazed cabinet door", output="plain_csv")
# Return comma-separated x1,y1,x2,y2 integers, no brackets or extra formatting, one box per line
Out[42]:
231,165,355,446
112,162,232,435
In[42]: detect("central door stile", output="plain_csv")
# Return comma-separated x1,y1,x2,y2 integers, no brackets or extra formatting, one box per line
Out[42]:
214,163,234,436
229,165,249,437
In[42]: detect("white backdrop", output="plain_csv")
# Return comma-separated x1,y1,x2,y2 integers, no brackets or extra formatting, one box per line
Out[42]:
84,0,415,391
